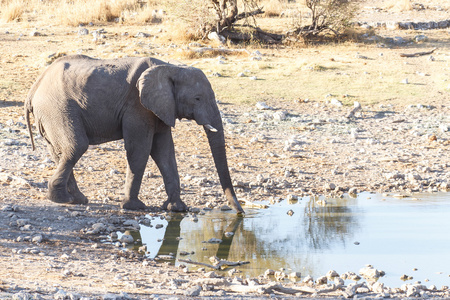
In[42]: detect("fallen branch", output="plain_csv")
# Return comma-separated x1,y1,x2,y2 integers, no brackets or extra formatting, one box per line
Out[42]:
178,258,250,270
400,48,436,57
239,199,269,209
193,47,250,55
227,282,318,295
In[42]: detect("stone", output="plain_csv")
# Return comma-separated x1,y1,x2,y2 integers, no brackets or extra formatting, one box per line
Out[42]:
78,28,89,36
185,285,202,297
255,102,272,110
274,270,286,281
326,270,339,279
206,238,222,244
123,220,140,230
207,32,225,44
315,275,327,285
273,111,287,121
32,234,43,243
119,234,134,244
359,265,385,280
414,35,428,43
330,98,343,106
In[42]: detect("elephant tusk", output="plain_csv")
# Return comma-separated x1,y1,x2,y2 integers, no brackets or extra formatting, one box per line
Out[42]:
205,124,218,132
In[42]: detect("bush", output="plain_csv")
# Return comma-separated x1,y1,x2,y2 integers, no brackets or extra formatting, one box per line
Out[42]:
288,0,356,40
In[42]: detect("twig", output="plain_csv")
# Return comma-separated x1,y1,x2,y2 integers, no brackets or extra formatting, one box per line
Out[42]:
178,258,250,270
193,47,250,55
400,48,436,57
227,282,317,295
239,199,269,209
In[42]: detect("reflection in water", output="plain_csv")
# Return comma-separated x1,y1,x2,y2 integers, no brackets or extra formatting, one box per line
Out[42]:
128,192,450,287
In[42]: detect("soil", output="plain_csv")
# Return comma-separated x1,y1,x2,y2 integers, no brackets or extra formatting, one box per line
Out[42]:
0,1,449,299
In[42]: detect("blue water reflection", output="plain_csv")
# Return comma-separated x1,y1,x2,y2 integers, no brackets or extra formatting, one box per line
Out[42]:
138,192,450,288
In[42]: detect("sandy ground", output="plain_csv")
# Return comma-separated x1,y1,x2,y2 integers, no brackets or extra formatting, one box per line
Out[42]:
0,1,449,299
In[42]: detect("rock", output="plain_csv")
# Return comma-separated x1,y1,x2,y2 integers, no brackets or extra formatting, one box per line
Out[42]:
288,272,301,280
273,111,287,121
286,209,294,216
274,270,286,281
315,275,327,285
255,102,272,110
303,275,314,284
78,28,89,36
29,30,42,37
341,271,361,281
32,234,43,243
348,187,358,195
401,78,409,84
119,234,134,244
359,265,385,280
220,205,232,211
185,285,202,297
407,173,422,181
264,269,275,277
415,35,428,43
326,270,339,279
330,98,343,106
135,32,151,38
123,220,140,230
324,182,336,190
206,238,222,244
371,281,385,293
207,32,225,44
224,232,234,238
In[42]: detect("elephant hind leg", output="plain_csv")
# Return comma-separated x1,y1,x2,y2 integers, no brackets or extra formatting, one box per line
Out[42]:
67,171,88,204
46,135,89,205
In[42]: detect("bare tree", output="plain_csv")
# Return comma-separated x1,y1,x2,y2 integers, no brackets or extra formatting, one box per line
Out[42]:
289,0,356,39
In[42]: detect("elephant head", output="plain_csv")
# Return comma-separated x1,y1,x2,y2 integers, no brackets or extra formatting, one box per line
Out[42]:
137,65,244,214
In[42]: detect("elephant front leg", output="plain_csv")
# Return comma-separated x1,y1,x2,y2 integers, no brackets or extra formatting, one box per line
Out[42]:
151,129,188,212
121,141,150,210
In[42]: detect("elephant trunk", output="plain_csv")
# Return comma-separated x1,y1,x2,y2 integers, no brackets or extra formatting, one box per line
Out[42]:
204,124,244,214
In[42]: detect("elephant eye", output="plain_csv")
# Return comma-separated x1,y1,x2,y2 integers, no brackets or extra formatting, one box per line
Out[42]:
194,97,201,102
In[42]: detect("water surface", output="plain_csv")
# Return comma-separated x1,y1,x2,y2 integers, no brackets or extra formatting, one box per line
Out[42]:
125,192,450,287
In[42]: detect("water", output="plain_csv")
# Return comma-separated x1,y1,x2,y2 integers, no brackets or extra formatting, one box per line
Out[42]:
120,192,450,288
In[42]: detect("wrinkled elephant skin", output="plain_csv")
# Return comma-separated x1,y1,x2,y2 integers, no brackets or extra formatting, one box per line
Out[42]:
25,55,244,213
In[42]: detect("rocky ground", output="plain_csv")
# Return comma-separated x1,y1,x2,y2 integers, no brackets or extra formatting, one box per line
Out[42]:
0,1,450,299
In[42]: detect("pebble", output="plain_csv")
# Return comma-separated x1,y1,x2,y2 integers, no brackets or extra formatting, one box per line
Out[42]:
119,234,134,244
255,102,272,110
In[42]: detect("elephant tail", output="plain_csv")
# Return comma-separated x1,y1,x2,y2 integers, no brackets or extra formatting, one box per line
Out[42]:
25,104,35,151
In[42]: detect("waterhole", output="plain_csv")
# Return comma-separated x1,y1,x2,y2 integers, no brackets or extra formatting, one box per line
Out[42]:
117,192,450,287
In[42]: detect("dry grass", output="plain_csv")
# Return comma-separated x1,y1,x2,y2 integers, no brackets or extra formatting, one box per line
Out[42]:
1,0,25,22
0,0,166,25
263,0,284,17
385,0,413,11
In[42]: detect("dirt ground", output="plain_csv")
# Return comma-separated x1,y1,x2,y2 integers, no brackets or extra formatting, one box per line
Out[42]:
0,1,449,299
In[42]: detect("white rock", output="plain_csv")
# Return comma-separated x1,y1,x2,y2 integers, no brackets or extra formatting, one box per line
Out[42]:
255,102,272,110
401,78,409,84
330,98,343,106
119,234,134,244
206,238,222,243
273,111,287,121
123,220,140,230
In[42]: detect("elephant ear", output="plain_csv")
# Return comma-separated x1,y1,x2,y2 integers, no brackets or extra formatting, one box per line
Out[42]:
137,65,177,127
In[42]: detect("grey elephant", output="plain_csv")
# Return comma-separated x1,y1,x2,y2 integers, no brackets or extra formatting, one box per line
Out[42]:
25,54,244,213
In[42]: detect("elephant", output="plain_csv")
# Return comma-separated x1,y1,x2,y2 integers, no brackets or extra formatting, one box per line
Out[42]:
25,54,244,214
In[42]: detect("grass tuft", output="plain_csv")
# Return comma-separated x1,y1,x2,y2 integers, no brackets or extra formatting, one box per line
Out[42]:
1,0,25,22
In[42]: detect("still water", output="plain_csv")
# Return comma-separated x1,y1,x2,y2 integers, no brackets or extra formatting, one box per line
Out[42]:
123,192,450,287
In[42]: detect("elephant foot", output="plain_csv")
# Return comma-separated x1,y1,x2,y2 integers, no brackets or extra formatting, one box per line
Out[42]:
162,199,188,212
69,192,89,205
47,188,73,204
121,198,147,210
